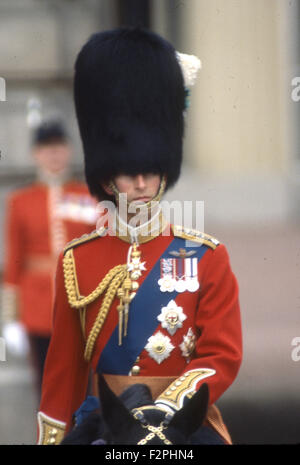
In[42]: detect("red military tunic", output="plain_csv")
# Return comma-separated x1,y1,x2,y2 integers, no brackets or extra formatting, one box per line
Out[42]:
2,180,97,336
38,218,242,444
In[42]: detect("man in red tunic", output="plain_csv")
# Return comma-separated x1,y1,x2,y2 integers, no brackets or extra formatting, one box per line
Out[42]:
37,28,242,445
1,121,97,395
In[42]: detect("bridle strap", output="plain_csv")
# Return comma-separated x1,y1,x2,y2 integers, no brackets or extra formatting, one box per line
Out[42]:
131,407,173,445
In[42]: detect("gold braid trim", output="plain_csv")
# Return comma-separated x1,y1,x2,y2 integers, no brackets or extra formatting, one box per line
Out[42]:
84,268,127,361
172,225,220,250
63,248,128,361
63,249,126,308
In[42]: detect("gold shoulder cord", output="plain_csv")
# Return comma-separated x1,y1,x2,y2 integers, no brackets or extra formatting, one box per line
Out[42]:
63,248,128,361
63,244,141,361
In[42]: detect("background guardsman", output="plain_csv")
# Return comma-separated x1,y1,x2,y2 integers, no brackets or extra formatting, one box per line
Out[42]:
1,120,98,397
37,28,242,445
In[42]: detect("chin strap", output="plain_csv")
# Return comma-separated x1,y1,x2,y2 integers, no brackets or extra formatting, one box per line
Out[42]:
109,176,166,208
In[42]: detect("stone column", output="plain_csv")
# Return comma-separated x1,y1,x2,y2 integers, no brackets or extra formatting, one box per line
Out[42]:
179,0,287,176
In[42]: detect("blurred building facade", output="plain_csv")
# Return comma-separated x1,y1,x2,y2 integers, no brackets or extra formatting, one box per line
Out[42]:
155,0,300,228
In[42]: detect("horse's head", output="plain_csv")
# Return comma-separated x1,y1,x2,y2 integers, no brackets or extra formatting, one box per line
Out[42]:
61,374,209,445
97,374,209,445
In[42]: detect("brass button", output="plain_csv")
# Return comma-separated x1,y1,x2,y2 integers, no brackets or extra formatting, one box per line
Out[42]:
47,437,56,445
131,365,140,375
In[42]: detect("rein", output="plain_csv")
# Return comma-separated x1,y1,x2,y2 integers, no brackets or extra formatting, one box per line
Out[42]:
131,406,174,445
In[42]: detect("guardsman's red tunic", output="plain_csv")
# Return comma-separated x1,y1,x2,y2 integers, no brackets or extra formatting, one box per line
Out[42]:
2,180,97,335
37,219,242,445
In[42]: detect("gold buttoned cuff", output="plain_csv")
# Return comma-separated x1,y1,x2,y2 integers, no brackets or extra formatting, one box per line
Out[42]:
155,368,216,411
37,412,66,445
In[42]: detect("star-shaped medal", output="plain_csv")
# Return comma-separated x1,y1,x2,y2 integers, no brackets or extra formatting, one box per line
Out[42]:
145,331,175,364
157,300,187,336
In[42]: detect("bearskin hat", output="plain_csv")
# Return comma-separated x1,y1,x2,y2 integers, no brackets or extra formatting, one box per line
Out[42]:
74,27,185,201
33,120,68,146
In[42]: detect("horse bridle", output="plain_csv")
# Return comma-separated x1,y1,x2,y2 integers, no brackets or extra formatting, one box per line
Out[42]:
131,405,174,445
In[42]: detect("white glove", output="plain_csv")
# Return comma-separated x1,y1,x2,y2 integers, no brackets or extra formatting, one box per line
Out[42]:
2,322,29,358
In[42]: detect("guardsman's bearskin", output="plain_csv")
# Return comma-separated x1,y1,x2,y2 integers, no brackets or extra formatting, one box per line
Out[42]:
33,120,68,146
73,27,186,201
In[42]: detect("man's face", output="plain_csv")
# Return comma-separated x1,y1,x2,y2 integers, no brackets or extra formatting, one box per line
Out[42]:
33,142,71,174
107,173,161,203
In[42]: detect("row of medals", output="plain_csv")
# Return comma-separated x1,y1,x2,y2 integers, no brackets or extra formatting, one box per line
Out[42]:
116,244,198,365
123,246,200,299
158,256,200,293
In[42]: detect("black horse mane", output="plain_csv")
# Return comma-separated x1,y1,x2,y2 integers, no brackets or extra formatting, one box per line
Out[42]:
61,377,210,445
61,383,156,445
119,383,154,410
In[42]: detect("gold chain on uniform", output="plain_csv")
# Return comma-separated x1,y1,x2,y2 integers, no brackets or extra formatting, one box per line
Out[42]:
63,244,143,361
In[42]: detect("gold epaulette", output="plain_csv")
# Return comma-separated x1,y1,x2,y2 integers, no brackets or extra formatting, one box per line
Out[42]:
171,225,220,250
63,227,107,255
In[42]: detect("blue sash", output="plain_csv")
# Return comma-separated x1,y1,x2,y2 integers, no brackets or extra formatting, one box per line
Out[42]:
96,238,209,375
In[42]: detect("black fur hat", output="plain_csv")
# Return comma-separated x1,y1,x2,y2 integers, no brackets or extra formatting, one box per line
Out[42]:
74,27,185,201
33,120,68,146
